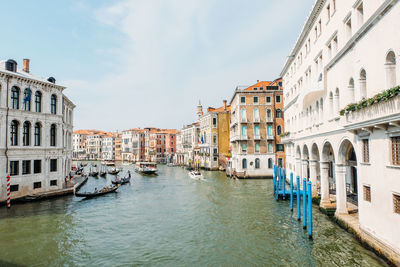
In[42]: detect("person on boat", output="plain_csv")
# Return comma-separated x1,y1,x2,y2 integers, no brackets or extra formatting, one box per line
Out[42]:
128,171,131,178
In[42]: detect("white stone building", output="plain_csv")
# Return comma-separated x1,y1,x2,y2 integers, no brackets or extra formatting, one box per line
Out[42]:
85,134,103,160
0,58,75,201
174,123,200,166
101,135,115,161
281,0,400,256
121,129,144,162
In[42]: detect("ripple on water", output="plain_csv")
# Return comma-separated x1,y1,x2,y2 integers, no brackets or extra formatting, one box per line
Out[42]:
0,165,388,266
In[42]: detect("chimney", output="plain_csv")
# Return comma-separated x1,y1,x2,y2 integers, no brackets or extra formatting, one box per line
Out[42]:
23,59,30,73
223,100,227,111
257,80,259,83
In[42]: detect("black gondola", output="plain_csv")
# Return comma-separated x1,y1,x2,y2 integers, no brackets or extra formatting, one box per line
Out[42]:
75,184,120,198
108,168,120,175
112,177,131,185
100,171,106,177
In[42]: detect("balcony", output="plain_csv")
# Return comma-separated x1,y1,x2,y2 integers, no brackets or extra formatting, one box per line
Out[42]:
254,135,261,140
239,135,248,141
230,120,238,128
342,94,400,132
266,134,274,140
253,117,260,123
240,118,248,123
230,135,239,142
266,117,274,123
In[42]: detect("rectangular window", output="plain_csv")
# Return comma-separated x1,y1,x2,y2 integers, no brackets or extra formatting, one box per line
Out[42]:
266,96,271,104
394,194,400,214
240,96,246,104
356,2,364,25
268,143,273,153
362,139,369,163
363,185,371,202
50,180,57,186
50,159,57,172
33,182,41,189
345,18,352,39
10,161,19,176
213,134,217,145
255,142,260,153
392,137,400,165
213,157,218,162
213,148,218,154
212,117,217,127
253,96,258,104
34,160,42,173
22,160,31,175
276,144,284,152
241,125,247,137
276,95,281,103
241,143,247,153
10,185,19,192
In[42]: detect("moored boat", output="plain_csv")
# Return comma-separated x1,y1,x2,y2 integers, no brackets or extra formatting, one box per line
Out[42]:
135,162,158,175
75,184,120,198
108,167,120,175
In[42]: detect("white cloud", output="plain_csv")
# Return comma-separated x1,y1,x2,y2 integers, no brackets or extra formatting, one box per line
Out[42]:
66,0,314,131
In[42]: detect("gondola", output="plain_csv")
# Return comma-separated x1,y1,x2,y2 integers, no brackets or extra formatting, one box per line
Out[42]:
112,177,131,185
108,168,120,175
100,171,106,177
75,184,120,198
89,171,99,176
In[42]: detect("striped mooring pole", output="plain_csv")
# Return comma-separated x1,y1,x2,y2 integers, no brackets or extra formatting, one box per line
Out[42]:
7,175,11,208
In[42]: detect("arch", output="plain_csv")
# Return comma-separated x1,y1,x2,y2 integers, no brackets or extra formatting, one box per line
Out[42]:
242,158,247,169
349,78,355,102
255,158,260,169
51,94,57,114
35,91,42,112
277,125,282,135
10,120,19,146
311,143,321,194
385,50,397,89
11,86,20,109
276,109,282,118
337,138,358,206
311,143,320,161
359,68,367,99
302,144,309,160
268,158,273,168
296,145,301,159
22,121,31,146
23,88,31,111
50,124,57,146
34,122,42,146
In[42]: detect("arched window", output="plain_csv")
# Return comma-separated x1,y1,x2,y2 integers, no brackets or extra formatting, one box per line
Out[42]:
23,121,31,146
386,51,396,89
277,125,282,135
34,123,41,146
23,88,31,111
360,69,367,99
10,120,19,146
50,124,56,146
349,78,355,102
11,86,20,109
241,108,247,122
255,158,260,169
266,109,272,120
51,94,57,114
268,158,273,169
35,91,42,112
242,158,247,169
320,98,323,121
335,88,340,115
276,109,282,118
316,101,319,123
329,92,334,117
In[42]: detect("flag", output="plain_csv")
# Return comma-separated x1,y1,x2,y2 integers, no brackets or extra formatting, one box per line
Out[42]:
23,87,31,104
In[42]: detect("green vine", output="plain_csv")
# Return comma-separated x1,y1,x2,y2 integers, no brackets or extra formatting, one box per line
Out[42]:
280,132,290,137
340,86,400,116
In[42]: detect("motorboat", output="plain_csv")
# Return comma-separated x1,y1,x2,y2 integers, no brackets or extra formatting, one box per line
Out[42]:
102,161,116,166
189,171,204,180
135,162,158,175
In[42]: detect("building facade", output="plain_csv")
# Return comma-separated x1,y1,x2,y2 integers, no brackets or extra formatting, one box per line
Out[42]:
174,122,200,166
101,134,116,161
0,58,75,201
281,0,400,256
229,79,285,178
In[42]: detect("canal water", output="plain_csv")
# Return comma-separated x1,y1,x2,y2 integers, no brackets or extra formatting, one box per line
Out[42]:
0,164,386,266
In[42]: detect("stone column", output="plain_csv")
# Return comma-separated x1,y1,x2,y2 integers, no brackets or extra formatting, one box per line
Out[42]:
320,162,330,206
309,160,318,196
295,158,302,178
302,160,308,179
335,164,348,215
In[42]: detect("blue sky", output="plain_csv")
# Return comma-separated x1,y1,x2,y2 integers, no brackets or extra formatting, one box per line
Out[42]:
0,0,315,131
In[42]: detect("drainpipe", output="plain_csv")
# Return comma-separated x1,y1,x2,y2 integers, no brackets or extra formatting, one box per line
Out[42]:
5,76,10,174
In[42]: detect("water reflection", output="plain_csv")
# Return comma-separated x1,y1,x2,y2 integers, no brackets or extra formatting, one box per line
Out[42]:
0,164,387,266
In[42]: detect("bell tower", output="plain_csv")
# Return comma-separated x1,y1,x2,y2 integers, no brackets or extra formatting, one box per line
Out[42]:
197,100,203,118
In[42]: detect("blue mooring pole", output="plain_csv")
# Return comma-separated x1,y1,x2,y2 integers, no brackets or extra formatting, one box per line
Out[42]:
290,172,293,211
273,165,276,195
303,178,307,229
307,181,313,239
296,176,300,221
282,168,286,199
276,166,280,200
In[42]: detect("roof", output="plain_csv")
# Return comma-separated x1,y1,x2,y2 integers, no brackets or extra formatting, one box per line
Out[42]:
208,105,231,113
229,79,282,104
